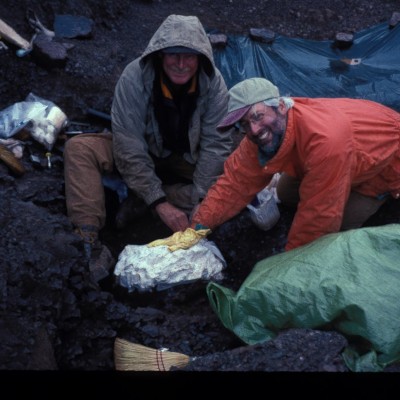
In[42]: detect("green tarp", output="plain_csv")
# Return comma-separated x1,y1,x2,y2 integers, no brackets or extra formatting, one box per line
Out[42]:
206,224,400,372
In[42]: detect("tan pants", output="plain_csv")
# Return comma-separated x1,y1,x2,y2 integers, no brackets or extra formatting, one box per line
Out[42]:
276,172,387,230
64,132,114,229
64,132,196,230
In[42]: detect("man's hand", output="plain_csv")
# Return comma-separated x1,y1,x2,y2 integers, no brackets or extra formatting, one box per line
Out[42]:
155,201,190,232
189,203,200,222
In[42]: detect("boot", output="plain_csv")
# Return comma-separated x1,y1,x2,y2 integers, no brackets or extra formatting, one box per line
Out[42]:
74,224,99,260
114,192,148,230
74,225,115,283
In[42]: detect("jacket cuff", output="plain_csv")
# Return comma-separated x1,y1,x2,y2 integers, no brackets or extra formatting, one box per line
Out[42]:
150,196,167,209
194,223,209,231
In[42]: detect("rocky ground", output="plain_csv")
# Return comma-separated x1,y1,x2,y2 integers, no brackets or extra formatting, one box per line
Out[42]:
1,0,400,392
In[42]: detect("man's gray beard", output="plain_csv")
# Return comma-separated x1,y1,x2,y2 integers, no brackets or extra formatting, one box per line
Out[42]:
259,131,284,159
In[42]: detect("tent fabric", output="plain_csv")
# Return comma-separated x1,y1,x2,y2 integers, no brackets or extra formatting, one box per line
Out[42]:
206,224,400,372
213,22,400,112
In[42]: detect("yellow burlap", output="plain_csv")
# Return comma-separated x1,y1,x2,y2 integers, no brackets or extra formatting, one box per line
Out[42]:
147,228,211,252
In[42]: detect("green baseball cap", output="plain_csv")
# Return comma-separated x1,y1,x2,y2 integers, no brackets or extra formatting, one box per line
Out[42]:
217,77,280,129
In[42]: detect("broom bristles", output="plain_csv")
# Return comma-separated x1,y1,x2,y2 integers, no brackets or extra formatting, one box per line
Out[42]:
114,337,191,371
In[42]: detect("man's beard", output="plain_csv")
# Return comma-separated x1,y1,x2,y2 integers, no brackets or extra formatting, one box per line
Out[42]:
258,129,284,162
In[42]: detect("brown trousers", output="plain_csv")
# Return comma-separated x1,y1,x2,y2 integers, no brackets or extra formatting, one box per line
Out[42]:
276,172,387,230
64,132,196,230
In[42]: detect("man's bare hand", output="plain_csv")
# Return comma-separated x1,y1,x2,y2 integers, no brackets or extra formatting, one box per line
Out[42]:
155,201,190,232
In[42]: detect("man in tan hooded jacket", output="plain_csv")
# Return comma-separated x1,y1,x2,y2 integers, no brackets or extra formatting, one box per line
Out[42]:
63,15,233,282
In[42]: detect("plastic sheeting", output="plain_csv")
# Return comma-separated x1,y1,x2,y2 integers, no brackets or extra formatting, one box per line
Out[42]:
114,239,226,292
206,224,400,372
213,22,400,111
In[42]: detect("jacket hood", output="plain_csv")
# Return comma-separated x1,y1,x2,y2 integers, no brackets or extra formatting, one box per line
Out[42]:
140,14,215,75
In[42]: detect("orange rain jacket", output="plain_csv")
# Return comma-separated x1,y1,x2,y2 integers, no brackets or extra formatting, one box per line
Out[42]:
191,97,400,251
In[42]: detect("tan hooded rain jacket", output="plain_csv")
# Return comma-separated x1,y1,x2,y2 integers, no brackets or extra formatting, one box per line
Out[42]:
111,15,233,208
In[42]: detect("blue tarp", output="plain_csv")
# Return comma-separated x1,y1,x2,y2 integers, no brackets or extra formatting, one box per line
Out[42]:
213,22,400,111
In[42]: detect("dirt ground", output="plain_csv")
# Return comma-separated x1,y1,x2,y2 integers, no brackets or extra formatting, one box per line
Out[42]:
1,0,400,390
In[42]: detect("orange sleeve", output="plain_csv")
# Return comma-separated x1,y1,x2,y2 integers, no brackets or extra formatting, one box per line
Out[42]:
192,138,272,229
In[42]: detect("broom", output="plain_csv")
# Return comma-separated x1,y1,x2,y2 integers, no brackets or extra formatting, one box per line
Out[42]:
114,338,191,371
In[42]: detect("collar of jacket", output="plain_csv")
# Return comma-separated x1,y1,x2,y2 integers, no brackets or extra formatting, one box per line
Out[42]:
160,72,197,99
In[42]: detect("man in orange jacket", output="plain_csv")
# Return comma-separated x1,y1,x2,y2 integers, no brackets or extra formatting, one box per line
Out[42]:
190,77,400,251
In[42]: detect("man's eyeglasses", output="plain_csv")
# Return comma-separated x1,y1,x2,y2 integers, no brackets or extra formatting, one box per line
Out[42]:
235,110,267,134
235,103,279,134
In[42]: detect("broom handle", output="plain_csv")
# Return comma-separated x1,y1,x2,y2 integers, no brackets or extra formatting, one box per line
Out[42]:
0,18,31,50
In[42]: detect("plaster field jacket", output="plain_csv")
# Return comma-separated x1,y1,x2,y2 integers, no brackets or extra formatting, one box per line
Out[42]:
192,97,400,251
111,15,233,207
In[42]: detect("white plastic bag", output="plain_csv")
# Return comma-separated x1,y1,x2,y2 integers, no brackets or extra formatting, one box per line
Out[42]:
0,101,47,138
24,93,68,150
247,187,280,231
0,93,68,150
